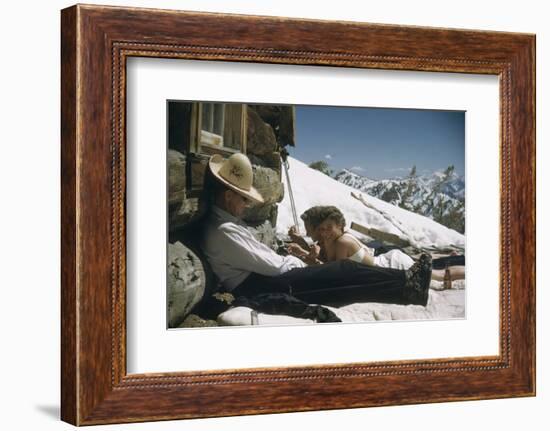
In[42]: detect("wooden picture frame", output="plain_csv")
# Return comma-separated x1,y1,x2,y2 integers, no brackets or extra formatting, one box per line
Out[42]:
61,4,535,425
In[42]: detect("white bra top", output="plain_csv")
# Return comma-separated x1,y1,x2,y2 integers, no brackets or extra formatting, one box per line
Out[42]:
341,232,373,263
348,246,366,263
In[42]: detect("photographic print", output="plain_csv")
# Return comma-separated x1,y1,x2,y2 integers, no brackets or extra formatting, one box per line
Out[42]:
61,5,535,424
167,101,466,328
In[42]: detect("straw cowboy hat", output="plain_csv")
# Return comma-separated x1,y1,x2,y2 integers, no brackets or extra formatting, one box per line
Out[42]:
208,153,264,204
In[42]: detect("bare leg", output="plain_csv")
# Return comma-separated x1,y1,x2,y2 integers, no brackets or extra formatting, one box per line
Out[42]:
431,266,465,281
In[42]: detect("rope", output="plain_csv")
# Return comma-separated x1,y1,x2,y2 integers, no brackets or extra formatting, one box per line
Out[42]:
280,149,300,234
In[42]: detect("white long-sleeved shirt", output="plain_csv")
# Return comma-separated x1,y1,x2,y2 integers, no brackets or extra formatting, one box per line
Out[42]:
202,206,306,291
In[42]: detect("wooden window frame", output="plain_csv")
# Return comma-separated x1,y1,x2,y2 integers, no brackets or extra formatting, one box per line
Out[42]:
192,102,248,157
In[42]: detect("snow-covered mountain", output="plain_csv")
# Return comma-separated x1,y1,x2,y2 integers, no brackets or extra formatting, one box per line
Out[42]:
334,168,465,233
277,157,465,251
331,169,376,190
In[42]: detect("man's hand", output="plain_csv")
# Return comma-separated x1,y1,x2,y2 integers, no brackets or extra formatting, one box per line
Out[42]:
287,242,308,258
288,225,300,241
288,225,311,250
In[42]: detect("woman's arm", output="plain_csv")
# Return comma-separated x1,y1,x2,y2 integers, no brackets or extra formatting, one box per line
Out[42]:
286,242,309,259
305,243,323,265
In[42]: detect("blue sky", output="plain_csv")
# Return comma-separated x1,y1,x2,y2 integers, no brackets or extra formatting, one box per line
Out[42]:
290,105,465,180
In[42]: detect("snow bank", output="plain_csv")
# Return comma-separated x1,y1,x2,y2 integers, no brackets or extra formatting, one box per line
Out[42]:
218,280,465,326
277,157,465,250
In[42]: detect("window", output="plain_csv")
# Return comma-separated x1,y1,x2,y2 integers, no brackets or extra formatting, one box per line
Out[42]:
166,101,249,198
196,102,247,156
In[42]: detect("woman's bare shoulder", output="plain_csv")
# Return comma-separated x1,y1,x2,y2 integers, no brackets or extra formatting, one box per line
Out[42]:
335,234,359,250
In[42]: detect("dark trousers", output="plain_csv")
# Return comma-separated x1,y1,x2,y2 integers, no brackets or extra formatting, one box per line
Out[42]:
232,260,408,306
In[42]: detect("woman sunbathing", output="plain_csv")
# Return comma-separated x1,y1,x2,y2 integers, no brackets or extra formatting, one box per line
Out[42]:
288,205,464,284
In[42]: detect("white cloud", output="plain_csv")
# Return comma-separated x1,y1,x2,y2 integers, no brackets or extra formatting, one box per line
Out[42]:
324,154,332,160
350,166,364,172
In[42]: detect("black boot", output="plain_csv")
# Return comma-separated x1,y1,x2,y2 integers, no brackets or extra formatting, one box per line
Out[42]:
403,254,432,306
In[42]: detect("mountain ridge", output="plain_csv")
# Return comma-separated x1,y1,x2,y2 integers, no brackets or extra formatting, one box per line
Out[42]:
334,167,465,233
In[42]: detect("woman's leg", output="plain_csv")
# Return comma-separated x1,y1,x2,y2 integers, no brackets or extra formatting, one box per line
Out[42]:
371,250,465,283
431,266,465,281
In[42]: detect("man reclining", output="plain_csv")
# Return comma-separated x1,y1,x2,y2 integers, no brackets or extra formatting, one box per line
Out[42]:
201,153,432,308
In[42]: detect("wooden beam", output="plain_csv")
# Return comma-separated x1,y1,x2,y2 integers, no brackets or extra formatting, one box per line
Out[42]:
350,221,411,248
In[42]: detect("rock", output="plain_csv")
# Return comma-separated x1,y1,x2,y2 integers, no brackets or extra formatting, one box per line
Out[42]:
246,220,278,250
168,151,207,230
253,166,284,205
243,205,275,226
248,152,281,173
167,241,207,327
168,149,186,206
212,292,235,304
190,157,208,191
252,165,283,204
178,314,218,328
242,165,283,224
246,108,278,157
169,197,201,231
248,105,296,148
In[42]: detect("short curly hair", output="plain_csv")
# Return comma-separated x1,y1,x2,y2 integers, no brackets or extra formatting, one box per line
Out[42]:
301,205,346,229
300,206,325,228
318,206,346,229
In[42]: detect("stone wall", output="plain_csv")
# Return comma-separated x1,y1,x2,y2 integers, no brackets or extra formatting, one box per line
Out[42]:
168,104,295,230
166,104,295,324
